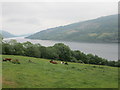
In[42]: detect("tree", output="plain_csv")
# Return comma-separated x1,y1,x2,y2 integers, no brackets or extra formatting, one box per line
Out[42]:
107,61,116,67
22,42,41,58
40,46,47,58
2,43,14,55
44,46,58,59
8,39,18,45
32,44,41,58
13,43,25,55
54,43,71,61
1,40,119,67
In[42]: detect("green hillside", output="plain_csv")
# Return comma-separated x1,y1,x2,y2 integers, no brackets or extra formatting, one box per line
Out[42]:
27,14,118,43
2,55,118,88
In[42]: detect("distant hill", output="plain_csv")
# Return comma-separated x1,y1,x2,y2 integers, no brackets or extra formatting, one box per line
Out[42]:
26,14,118,43
0,30,16,38
17,33,33,37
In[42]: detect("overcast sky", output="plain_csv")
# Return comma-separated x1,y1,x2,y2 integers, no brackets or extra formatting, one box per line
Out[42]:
1,2,118,35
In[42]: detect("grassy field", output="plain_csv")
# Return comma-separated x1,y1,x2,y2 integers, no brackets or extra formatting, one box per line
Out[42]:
1,55,118,88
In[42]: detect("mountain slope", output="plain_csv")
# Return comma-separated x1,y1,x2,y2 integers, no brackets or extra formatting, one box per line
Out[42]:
26,14,118,43
17,33,33,37
0,30,16,38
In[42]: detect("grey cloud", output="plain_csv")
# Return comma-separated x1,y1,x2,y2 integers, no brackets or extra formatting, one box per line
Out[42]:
1,2,117,35
6,18,41,24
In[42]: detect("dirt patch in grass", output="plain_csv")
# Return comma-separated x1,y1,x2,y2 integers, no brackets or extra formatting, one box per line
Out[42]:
2,78,18,88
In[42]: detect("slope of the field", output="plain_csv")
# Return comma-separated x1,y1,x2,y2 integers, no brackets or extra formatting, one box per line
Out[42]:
2,55,118,88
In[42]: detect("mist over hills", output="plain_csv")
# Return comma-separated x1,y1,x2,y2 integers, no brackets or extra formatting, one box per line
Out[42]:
0,30,16,38
17,33,33,37
26,14,118,43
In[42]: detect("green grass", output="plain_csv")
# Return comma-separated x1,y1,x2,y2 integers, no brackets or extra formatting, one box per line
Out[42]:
1,55,119,88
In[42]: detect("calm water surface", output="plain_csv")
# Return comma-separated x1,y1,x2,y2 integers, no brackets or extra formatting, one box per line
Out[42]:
4,37,118,61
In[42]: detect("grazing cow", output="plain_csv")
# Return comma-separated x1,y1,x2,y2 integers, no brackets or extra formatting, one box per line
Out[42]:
3,58,12,62
61,61,68,65
28,60,36,64
28,60,32,63
52,61,58,64
50,60,58,64
11,60,15,64
61,61,64,64
12,59,20,64
16,59,20,64
2,59,7,62
50,61,52,63
64,62,68,65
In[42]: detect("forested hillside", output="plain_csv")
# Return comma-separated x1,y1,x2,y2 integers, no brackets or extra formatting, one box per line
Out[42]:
27,14,118,43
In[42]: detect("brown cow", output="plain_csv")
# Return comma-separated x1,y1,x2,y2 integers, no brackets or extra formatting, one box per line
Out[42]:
3,58,12,62
50,60,58,64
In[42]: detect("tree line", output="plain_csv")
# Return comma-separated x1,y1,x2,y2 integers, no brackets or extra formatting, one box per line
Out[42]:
1,39,120,67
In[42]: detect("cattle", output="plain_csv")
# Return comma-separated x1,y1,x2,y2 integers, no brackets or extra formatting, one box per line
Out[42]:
12,59,20,64
28,60,32,63
61,62,64,64
3,58,12,62
61,61,68,65
50,60,58,64
64,62,68,65
52,61,58,64
28,60,36,64
3,59,7,62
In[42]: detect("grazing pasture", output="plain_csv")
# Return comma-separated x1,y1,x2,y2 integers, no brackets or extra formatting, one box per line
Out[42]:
1,55,118,88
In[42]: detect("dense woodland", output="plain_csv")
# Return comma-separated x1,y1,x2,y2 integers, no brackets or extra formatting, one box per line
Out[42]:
1,39,120,67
